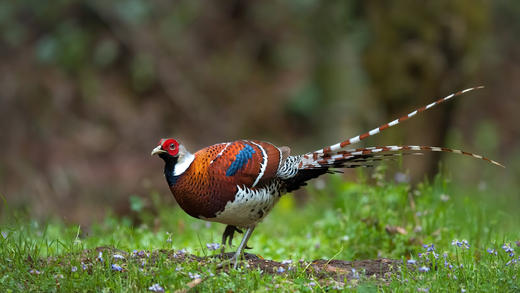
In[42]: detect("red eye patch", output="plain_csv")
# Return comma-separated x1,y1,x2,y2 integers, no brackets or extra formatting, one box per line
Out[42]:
161,138,179,156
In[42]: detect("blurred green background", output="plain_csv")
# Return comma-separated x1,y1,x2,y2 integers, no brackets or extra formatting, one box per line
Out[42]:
1,0,519,225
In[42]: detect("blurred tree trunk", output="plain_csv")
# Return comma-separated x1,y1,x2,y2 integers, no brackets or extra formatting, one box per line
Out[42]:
361,0,489,181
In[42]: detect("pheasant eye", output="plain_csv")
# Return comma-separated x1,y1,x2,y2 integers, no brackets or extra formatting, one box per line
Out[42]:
169,143,176,150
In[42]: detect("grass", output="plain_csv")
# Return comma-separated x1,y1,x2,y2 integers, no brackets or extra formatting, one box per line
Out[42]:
1,168,519,292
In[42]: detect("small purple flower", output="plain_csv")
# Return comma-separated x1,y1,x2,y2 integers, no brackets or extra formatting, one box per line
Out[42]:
81,262,87,270
133,250,149,257
148,283,165,292
451,239,470,249
188,272,201,279
277,267,285,273
174,249,187,259
29,269,41,275
351,268,360,279
1,231,7,239
451,240,462,247
111,264,123,272
461,240,470,249
461,289,466,293
281,260,292,265
417,288,429,292
407,259,417,265
206,243,221,251
71,266,78,272
418,266,430,272
502,244,514,254
175,266,183,272
487,248,497,256
113,254,125,260
423,244,435,252
97,252,104,262
308,282,316,287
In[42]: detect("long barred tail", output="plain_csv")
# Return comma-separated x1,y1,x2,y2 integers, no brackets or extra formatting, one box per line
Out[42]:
310,86,484,156
299,145,505,170
298,86,503,170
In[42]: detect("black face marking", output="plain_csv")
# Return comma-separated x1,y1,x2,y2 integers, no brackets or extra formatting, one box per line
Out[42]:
160,153,180,186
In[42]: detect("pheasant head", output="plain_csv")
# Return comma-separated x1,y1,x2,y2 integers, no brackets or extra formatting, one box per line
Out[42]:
151,138,195,185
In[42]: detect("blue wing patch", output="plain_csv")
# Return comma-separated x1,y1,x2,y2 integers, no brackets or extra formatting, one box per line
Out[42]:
226,144,256,176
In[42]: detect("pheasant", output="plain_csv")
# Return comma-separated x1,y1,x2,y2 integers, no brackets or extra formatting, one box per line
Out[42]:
151,87,503,268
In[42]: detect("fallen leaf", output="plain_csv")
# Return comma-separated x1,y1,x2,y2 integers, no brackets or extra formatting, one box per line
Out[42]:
385,226,407,235
175,278,204,293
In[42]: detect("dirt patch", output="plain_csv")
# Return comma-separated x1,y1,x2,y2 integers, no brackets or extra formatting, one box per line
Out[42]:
214,252,403,282
42,247,405,284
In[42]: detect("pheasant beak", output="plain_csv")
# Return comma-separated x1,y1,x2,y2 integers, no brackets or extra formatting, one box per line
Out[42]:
151,145,167,156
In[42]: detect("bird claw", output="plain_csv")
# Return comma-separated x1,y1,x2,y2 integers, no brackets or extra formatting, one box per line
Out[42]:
218,226,255,270
216,254,241,270
221,225,248,253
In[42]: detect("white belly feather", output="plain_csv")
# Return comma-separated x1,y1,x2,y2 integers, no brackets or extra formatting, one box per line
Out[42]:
202,181,283,228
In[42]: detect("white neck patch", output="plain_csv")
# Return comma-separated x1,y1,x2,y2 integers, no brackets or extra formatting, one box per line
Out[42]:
174,145,195,176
